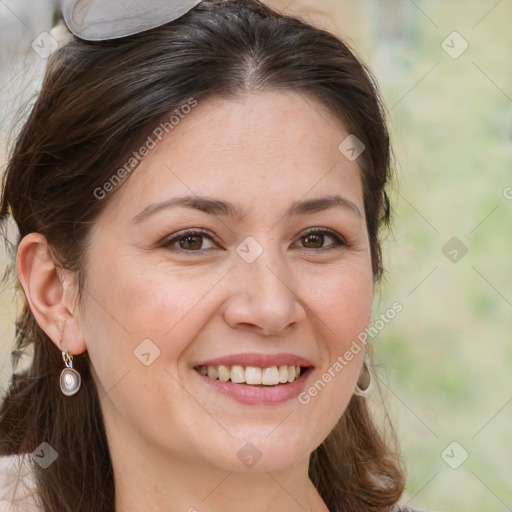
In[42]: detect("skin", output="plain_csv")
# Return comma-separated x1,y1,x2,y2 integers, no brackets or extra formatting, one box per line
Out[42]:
17,90,374,512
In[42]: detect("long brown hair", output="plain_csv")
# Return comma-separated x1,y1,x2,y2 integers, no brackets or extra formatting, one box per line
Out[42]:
0,1,404,510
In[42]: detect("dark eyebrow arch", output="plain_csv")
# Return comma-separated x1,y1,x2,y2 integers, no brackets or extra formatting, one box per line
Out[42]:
132,194,362,225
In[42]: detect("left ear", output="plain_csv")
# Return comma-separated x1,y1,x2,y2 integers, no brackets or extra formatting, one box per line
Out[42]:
16,232,87,356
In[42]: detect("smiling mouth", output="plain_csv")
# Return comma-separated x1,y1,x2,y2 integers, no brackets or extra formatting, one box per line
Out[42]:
194,364,309,386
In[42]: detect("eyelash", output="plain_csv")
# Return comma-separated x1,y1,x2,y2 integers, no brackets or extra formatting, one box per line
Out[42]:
160,227,348,253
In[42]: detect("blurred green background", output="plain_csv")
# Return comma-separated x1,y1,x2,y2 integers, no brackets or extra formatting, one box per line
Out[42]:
0,1,511,511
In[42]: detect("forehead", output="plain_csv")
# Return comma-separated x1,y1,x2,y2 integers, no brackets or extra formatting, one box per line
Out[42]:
97,90,364,225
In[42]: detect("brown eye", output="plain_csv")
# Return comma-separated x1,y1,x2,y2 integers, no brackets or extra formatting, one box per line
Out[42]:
161,230,216,252
302,233,324,249
178,235,203,250
296,229,346,251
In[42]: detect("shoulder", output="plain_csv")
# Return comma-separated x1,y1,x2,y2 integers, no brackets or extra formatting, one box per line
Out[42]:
0,454,41,511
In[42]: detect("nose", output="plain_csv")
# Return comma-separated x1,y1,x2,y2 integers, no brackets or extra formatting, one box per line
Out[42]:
222,245,307,336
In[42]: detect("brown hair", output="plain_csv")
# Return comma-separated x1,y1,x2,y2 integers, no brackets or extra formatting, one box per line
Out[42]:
0,1,404,510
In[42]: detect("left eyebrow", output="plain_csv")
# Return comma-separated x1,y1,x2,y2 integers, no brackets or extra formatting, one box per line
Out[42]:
132,193,362,225
288,194,362,219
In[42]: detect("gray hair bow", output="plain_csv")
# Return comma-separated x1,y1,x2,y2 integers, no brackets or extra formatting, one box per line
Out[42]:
61,0,202,41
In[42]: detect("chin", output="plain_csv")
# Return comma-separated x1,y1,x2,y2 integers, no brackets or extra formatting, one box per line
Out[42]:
194,424,318,474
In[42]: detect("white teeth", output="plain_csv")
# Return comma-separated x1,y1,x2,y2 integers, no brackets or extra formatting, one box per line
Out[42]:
197,364,303,385
230,365,245,384
278,365,289,383
245,366,262,385
218,365,230,382
262,366,279,385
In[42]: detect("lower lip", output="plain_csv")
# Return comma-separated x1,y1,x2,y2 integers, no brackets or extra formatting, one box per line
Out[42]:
194,367,314,405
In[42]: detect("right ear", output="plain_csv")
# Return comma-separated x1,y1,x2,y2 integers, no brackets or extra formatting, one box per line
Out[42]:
16,233,87,356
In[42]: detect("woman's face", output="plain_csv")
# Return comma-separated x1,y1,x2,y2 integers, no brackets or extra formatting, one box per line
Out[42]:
79,91,374,474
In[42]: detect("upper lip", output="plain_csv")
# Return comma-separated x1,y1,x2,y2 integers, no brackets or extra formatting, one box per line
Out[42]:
194,353,315,369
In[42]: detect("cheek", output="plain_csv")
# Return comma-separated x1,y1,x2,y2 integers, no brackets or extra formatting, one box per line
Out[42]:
307,260,374,346
324,264,373,382
80,260,216,429
80,258,229,390
85,254,222,337
297,263,373,437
